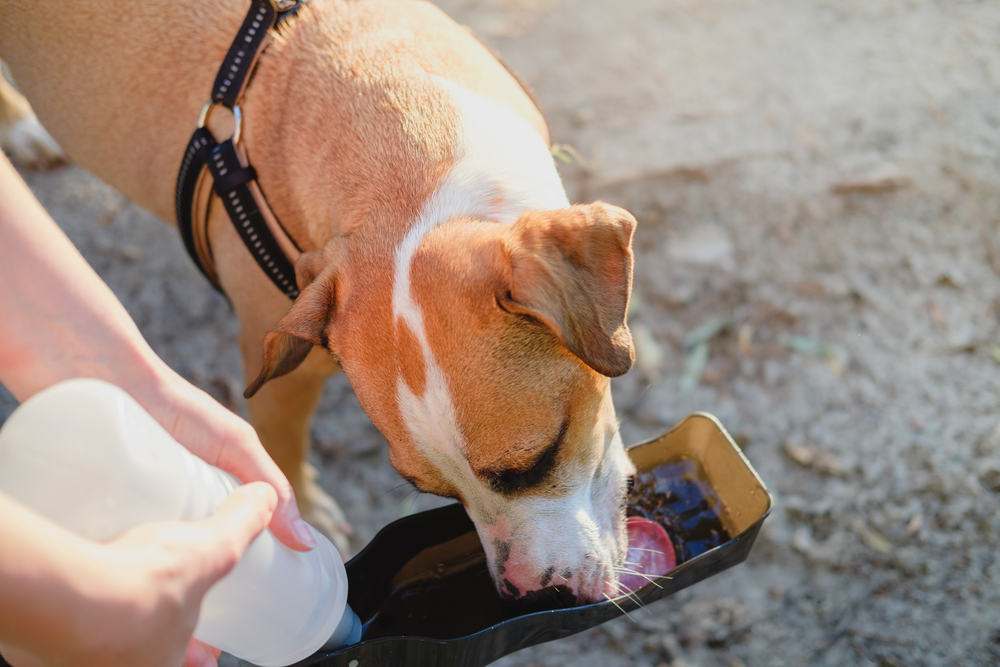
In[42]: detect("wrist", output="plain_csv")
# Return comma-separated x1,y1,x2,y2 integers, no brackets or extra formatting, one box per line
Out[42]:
0,307,172,406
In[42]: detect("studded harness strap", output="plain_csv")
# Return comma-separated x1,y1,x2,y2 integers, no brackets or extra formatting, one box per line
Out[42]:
175,0,305,300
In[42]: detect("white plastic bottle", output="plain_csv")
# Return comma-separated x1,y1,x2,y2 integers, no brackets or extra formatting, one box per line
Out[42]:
0,379,361,667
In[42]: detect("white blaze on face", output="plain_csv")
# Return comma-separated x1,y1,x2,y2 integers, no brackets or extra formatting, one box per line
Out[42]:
391,77,629,602
391,76,567,473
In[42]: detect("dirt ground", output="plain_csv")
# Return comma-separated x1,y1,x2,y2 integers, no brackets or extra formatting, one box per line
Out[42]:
3,0,1000,665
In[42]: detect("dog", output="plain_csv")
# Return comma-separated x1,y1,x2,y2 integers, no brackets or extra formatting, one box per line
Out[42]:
0,0,638,606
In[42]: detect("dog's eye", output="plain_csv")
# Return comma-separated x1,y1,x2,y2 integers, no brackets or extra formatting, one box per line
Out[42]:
626,475,635,493
486,421,568,495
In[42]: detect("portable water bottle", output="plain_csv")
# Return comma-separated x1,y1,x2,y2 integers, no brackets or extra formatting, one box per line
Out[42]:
0,379,361,666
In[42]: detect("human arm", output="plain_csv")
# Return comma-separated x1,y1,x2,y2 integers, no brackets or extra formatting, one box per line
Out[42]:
0,153,315,552
0,483,276,667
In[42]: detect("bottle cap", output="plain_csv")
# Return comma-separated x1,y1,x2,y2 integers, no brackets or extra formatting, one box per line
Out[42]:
322,605,362,650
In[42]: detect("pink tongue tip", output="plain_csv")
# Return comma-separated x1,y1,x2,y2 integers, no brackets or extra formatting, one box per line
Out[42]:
619,516,677,595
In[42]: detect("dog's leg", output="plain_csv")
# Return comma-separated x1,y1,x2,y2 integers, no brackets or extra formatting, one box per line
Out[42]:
207,207,353,556
242,343,353,557
0,60,65,168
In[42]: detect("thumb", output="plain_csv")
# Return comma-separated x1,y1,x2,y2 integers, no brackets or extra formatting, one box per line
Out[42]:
192,482,278,587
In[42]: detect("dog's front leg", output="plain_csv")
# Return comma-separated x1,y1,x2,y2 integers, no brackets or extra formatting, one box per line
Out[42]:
242,343,351,556
208,206,352,557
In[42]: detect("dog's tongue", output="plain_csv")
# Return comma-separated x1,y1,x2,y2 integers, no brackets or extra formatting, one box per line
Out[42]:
619,516,677,595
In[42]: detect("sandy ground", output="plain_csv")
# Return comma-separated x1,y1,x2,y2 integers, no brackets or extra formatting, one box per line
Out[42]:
3,0,1000,665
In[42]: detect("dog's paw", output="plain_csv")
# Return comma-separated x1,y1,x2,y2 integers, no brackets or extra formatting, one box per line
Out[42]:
303,493,354,560
300,465,355,559
0,115,66,169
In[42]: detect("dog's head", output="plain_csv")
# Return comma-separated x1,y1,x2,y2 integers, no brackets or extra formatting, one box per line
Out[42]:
246,201,637,604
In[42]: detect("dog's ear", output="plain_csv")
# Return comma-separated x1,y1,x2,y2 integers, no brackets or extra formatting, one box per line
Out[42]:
244,255,338,399
294,248,329,289
501,202,636,377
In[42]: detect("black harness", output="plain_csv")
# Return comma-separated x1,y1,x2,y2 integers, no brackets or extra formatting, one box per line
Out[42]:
175,0,306,300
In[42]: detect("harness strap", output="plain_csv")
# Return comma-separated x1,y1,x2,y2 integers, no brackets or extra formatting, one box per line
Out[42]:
176,128,220,289
212,1,279,108
175,0,305,300
208,140,300,298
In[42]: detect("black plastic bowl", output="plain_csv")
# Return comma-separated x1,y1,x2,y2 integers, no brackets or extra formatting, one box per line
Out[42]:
282,413,772,667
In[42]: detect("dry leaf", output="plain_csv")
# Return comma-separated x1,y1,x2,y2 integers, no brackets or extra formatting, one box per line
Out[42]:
737,324,754,357
679,341,709,396
823,355,845,376
988,343,1000,364
833,164,912,194
683,312,733,348
850,519,894,554
783,442,848,477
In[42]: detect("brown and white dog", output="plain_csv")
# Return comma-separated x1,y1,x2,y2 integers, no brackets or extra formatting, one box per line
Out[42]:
0,0,638,605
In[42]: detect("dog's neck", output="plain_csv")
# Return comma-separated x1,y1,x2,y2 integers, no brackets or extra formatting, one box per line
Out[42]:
244,16,567,255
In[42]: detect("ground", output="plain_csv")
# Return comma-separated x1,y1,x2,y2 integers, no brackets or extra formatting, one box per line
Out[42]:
3,0,1000,665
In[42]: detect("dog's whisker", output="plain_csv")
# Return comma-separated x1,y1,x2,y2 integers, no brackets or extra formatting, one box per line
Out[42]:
605,576,653,611
379,481,415,500
602,592,638,623
386,486,421,514
612,565,668,589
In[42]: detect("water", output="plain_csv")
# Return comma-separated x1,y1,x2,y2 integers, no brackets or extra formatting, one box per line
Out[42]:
359,459,730,641
360,532,502,641
626,460,730,563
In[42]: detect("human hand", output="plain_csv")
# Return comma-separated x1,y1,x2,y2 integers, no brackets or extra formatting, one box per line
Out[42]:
0,482,277,667
132,368,318,553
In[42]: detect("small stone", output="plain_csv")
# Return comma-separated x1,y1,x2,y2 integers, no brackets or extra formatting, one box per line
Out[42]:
791,525,815,555
647,633,682,661
891,546,926,577
979,461,1000,493
677,597,751,649
119,244,143,261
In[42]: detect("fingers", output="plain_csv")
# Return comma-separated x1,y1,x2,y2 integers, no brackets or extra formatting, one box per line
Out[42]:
211,419,317,553
154,379,316,553
191,482,278,587
183,639,220,667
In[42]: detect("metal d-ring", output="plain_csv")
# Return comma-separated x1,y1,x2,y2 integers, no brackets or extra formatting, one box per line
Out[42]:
197,101,243,145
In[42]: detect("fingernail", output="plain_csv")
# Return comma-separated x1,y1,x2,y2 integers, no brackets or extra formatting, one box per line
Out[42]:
294,519,318,548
